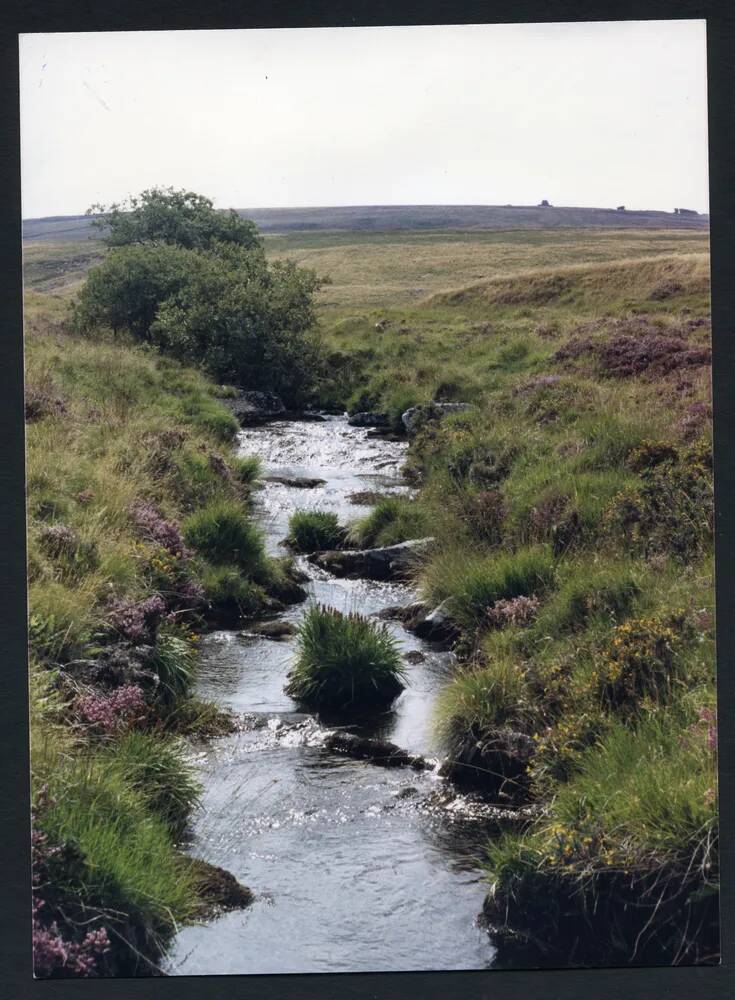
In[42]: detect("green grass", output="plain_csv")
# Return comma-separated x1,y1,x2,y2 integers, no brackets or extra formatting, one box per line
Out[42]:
104,730,202,837
347,496,431,548
421,545,556,634
287,510,344,552
286,604,406,712
33,733,198,941
183,500,265,571
199,564,267,619
530,559,641,639
435,657,533,749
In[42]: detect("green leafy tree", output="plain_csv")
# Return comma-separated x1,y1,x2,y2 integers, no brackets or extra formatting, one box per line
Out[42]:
72,244,196,341
88,187,261,252
151,243,322,404
74,189,324,404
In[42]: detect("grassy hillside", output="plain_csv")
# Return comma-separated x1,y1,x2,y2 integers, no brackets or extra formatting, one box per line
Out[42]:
25,288,302,976
313,242,716,965
25,220,717,969
23,203,709,244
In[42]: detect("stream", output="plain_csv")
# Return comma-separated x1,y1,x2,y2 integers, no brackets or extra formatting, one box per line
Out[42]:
166,415,498,975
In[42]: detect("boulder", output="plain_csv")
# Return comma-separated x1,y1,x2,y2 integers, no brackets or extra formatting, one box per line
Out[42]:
309,537,435,581
263,475,326,489
411,600,458,642
227,390,286,425
348,411,390,428
189,857,253,917
401,402,472,437
245,620,297,640
377,600,458,643
324,732,429,770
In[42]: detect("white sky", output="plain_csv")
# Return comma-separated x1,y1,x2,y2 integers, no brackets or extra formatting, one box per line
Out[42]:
19,21,709,219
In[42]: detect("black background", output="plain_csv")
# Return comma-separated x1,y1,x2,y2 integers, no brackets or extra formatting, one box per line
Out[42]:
1,2,733,998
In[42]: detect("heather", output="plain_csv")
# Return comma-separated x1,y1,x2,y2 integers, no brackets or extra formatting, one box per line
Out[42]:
25,281,306,976
311,242,715,961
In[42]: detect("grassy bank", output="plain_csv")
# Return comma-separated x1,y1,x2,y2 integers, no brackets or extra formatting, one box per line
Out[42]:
311,240,717,964
25,221,717,969
25,287,301,976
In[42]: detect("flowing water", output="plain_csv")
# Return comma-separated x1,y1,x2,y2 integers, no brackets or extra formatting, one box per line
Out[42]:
166,416,498,975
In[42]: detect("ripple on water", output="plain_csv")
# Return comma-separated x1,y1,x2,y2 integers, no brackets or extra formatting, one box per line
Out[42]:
168,416,497,975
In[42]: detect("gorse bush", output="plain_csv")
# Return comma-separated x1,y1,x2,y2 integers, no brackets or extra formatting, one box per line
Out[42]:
593,616,685,714
183,500,265,572
287,510,344,552
286,605,405,712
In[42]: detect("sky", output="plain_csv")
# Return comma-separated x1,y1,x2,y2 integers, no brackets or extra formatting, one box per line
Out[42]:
19,21,709,219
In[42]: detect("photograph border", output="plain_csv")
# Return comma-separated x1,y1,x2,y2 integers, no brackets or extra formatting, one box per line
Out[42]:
1,1,733,997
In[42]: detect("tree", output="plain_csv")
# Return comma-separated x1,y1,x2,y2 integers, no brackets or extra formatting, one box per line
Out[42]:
88,187,261,252
74,190,325,405
151,243,322,405
72,244,196,341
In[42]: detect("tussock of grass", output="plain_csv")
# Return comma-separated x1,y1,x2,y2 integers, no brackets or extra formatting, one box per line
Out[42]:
104,730,202,837
347,496,431,548
199,565,267,619
287,510,344,552
435,658,533,749
183,501,265,571
286,604,405,712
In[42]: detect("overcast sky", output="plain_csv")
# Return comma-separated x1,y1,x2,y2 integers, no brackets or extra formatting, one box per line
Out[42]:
19,21,709,219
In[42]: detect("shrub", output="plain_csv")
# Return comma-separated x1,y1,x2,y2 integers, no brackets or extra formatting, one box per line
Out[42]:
73,685,148,736
151,246,323,406
72,243,194,341
183,501,265,572
285,605,405,712
128,501,190,557
486,594,541,629
605,447,713,561
593,616,685,714
91,186,262,252
287,510,344,552
347,497,430,548
105,730,201,836
422,545,555,634
107,594,166,644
